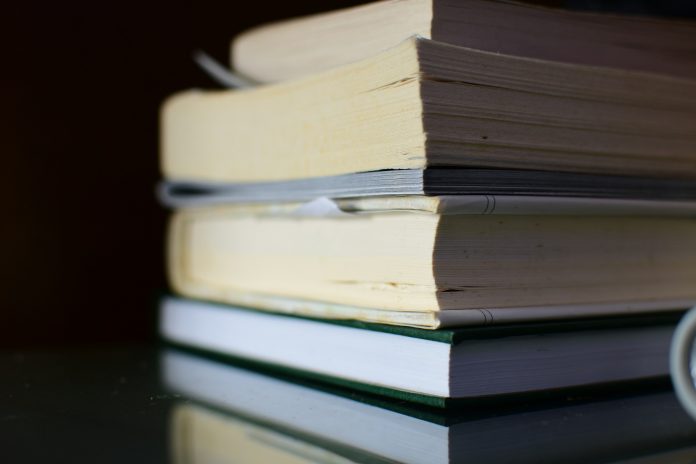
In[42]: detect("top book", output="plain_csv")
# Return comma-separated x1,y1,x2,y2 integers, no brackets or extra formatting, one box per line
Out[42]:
232,0,696,83
161,1,696,184
163,37,696,183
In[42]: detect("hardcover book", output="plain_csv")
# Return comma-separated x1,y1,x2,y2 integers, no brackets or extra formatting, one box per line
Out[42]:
160,297,684,403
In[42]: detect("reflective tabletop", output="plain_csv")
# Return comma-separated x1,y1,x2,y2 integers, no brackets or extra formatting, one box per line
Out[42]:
4,346,696,463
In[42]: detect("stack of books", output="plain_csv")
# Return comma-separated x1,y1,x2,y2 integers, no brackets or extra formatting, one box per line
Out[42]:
158,0,696,406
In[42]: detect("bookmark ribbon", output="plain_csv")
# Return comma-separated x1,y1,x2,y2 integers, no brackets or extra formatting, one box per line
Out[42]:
193,50,256,89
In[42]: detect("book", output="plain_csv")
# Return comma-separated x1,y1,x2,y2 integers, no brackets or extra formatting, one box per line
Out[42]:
162,189,696,217
167,205,696,327
160,297,684,403
231,0,696,83
163,349,696,463
160,168,696,208
161,38,696,184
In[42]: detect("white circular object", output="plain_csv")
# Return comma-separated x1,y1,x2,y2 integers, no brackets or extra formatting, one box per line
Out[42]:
670,307,696,421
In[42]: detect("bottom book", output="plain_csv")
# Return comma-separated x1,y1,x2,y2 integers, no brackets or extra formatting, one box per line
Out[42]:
160,297,683,406
163,350,696,464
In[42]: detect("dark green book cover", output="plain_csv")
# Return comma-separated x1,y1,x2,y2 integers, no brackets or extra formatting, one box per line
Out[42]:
161,298,682,408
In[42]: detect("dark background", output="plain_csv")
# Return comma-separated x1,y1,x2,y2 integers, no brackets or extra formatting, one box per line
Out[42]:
3,0,694,348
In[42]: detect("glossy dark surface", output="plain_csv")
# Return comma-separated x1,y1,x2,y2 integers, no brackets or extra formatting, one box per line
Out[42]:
4,346,696,464
3,347,171,463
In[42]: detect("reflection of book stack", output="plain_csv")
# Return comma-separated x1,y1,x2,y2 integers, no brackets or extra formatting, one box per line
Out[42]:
171,405,356,464
164,350,696,464
159,0,696,401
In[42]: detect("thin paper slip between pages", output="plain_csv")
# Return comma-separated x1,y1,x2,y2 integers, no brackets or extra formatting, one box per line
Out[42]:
290,197,352,217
